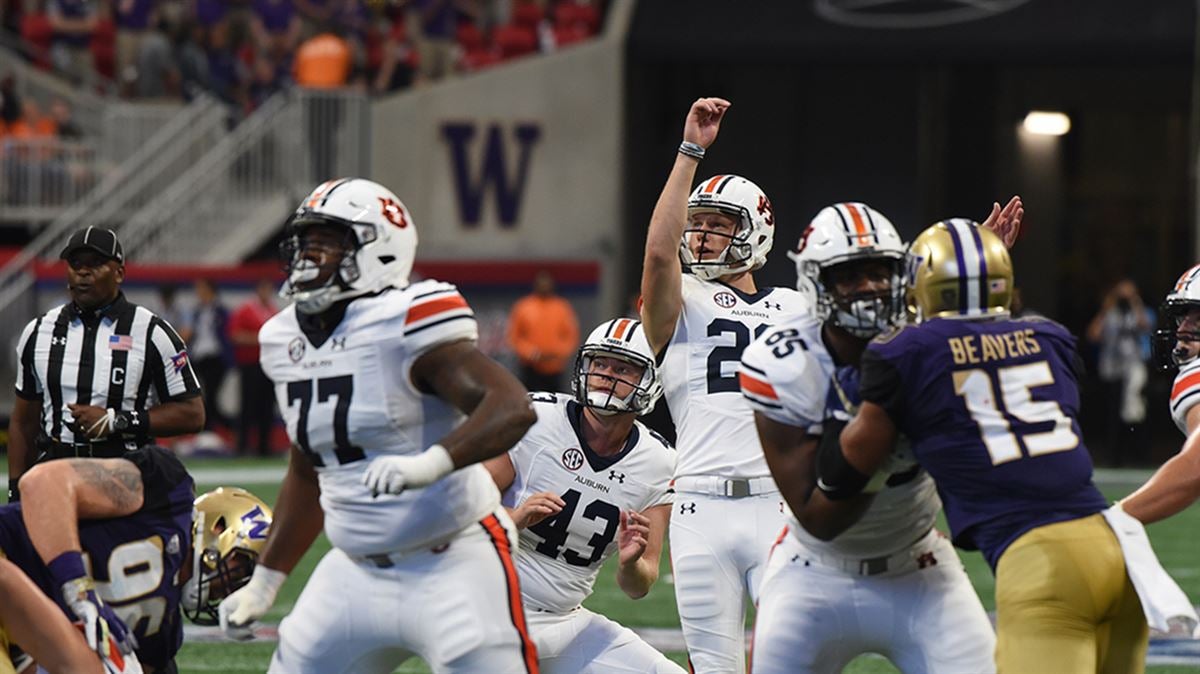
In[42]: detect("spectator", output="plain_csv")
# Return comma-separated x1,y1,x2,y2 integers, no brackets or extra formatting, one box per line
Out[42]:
173,19,211,100
113,0,157,94
156,284,190,337
294,27,350,181
48,98,83,139
135,21,181,98
408,0,459,84
250,0,301,62
0,74,21,126
506,269,579,392
292,0,336,40
46,0,102,87
228,278,278,455
1087,278,1155,463
187,278,233,430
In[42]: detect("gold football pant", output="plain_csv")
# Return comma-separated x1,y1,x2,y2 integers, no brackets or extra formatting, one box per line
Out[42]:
994,513,1148,674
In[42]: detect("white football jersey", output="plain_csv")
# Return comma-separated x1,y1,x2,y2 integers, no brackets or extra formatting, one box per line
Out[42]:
661,274,811,479
260,280,500,557
1170,358,1200,434
503,393,675,613
739,315,940,559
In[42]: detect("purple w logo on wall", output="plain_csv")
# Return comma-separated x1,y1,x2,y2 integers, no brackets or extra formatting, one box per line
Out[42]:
442,122,542,228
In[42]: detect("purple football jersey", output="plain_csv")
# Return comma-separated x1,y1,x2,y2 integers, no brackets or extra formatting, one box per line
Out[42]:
0,447,194,669
860,316,1107,568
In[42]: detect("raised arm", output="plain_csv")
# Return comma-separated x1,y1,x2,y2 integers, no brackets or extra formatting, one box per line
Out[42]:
640,97,730,353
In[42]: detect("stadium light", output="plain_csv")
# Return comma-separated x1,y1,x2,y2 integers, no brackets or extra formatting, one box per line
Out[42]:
1022,111,1071,136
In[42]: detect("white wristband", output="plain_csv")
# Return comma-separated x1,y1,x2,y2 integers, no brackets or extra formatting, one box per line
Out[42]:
250,565,288,598
419,444,456,484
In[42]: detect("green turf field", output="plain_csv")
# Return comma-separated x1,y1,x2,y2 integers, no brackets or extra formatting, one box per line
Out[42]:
178,458,1200,673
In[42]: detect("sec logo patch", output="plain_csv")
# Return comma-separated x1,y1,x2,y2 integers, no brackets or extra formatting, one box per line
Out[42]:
288,337,306,363
713,291,737,308
561,448,584,471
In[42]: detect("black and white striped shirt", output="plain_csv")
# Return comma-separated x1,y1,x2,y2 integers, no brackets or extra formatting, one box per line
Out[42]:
14,293,201,444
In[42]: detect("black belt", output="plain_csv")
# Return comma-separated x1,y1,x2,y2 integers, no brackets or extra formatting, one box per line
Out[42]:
38,438,139,460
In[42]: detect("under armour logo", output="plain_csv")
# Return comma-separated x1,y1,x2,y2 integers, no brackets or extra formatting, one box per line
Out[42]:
608,471,625,483
50,336,68,346
679,502,696,515
764,301,782,311
331,337,347,351
917,552,938,569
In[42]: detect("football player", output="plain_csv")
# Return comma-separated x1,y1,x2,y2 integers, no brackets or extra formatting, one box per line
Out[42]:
5,447,196,673
811,221,1149,672
216,178,539,673
640,97,811,672
0,557,105,674
1115,266,1200,526
484,318,684,674
740,206,998,673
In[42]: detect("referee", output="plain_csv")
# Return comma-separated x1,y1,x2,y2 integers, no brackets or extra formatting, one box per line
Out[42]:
6,227,204,501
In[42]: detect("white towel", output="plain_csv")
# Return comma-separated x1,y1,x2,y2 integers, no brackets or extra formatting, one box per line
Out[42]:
1102,504,1200,638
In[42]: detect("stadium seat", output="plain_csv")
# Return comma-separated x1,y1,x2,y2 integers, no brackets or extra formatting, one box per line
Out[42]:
20,12,52,70
457,22,483,52
554,2,601,35
492,24,538,60
511,1,544,30
553,24,591,49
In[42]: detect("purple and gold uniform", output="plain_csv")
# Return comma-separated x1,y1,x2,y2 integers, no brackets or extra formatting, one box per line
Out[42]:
0,447,194,671
860,317,1106,566
860,316,1146,672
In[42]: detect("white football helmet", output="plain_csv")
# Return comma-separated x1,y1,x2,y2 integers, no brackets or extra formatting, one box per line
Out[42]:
790,202,906,338
1155,263,1200,369
280,178,418,314
572,318,663,416
681,175,775,280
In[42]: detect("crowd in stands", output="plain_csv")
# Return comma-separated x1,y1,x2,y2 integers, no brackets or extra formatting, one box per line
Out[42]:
2,0,605,113
0,73,90,205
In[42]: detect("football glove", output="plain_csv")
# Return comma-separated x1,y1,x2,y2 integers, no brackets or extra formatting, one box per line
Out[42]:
362,444,454,497
49,551,136,657
218,565,287,640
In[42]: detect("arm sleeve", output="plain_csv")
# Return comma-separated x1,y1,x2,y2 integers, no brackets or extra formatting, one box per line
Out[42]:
401,281,479,384
146,317,202,402
739,330,826,432
14,318,41,400
858,348,905,424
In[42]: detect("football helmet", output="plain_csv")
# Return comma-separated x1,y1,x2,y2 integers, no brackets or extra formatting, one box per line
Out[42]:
790,202,906,338
1154,263,1200,369
681,175,775,280
182,487,273,626
280,178,418,314
572,318,663,416
906,219,1012,321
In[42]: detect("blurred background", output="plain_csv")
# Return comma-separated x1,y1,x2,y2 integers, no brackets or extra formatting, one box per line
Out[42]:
0,0,1193,469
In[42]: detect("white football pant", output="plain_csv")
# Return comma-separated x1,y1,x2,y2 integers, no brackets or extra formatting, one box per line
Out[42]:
268,511,538,674
669,491,786,673
750,528,996,674
527,607,684,673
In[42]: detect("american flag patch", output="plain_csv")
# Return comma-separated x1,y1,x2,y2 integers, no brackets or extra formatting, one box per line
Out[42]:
170,351,189,373
109,335,133,351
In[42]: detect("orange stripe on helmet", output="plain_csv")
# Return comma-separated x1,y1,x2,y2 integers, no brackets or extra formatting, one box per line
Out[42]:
612,318,631,340
843,203,871,247
703,175,725,194
305,179,338,209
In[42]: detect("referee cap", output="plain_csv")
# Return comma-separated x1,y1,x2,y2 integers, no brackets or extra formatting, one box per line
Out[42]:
60,227,124,263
